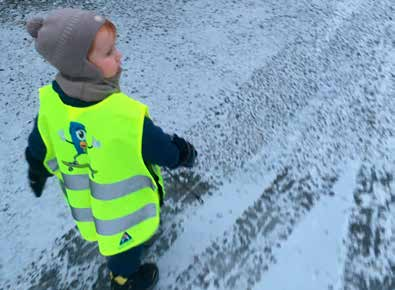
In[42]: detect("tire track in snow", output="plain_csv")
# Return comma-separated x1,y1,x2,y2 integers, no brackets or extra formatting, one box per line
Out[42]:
159,166,338,290
156,0,394,288
339,2,395,287
342,160,395,290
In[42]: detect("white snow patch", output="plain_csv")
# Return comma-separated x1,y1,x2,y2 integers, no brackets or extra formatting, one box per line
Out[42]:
254,161,358,290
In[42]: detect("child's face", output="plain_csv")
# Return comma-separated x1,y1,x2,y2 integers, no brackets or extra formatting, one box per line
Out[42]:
88,27,122,78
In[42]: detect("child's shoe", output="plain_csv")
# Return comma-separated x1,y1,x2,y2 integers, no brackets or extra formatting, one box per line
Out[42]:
110,263,159,290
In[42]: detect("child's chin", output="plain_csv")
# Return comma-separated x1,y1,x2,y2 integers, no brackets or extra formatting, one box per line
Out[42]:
105,70,120,79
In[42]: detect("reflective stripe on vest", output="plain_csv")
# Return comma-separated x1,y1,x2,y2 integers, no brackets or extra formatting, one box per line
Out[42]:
62,174,155,200
62,173,89,190
68,203,156,231
61,173,157,233
71,207,94,222
96,203,157,236
60,179,156,232
90,176,155,200
59,180,94,222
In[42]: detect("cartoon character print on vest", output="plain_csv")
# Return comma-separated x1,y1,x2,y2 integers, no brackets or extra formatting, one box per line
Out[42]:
58,121,100,177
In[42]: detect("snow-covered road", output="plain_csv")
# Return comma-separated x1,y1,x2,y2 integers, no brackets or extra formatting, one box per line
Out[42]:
0,0,394,289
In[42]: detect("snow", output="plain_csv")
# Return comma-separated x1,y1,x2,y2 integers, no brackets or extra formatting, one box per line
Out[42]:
255,161,358,290
0,0,394,289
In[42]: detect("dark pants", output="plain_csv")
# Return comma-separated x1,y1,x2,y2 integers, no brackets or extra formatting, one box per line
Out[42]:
107,244,145,277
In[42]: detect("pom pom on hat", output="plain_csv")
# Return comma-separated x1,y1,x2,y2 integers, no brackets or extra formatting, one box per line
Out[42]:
26,17,44,38
26,8,107,79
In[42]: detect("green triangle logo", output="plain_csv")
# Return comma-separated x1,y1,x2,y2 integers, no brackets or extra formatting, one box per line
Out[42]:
120,232,132,246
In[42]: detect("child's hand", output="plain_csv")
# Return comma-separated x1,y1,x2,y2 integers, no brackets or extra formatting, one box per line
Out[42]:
28,168,47,197
171,134,198,168
182,141,197,167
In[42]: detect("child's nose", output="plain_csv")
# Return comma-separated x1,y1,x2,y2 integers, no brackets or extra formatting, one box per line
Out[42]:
116,50,122,61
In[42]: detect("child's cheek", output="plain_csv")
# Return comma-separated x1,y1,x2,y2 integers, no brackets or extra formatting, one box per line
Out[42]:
104,59,117,76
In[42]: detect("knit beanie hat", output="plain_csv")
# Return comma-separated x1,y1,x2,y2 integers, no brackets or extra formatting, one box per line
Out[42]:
26,8,106,80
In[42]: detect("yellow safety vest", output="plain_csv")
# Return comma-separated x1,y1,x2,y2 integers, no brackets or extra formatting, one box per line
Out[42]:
37,84,165,256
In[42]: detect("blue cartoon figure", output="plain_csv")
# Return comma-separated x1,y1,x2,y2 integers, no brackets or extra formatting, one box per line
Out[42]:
70,122,89,155
59,121,100,177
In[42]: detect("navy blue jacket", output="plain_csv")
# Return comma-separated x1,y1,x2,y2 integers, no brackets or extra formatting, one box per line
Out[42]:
25,81,180,177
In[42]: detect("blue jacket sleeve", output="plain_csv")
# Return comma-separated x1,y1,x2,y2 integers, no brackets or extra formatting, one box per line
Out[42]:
142,117,180,168
25,116,52,177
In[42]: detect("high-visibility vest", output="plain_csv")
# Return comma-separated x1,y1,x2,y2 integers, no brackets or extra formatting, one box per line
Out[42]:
37,84,165,256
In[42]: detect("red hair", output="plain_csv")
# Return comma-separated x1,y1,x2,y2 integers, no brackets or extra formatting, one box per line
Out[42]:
88,20,117,57
100,19,116,36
